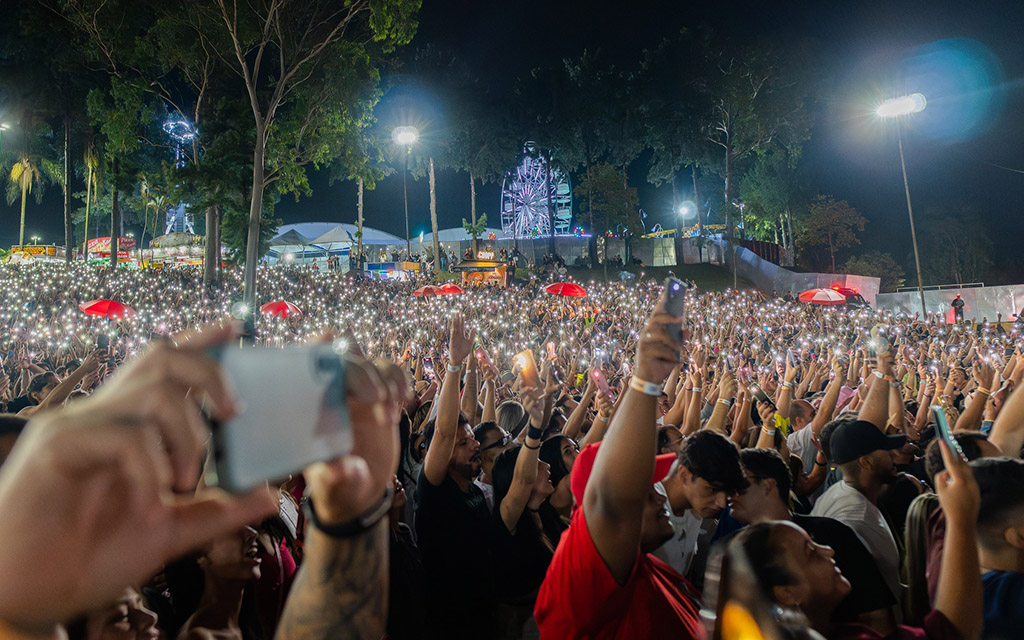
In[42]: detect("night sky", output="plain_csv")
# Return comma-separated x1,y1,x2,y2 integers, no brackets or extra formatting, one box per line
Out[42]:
4,1,1024,279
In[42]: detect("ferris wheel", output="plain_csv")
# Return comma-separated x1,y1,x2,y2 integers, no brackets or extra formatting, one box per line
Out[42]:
500,143,572,238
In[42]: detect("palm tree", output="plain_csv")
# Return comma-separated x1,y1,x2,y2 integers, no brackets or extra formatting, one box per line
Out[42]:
462,212,488,257
146,193,169,245
82,143,100,255
6,155,43,247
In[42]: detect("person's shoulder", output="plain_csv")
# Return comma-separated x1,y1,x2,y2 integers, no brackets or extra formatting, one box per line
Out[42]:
984,569,1024,595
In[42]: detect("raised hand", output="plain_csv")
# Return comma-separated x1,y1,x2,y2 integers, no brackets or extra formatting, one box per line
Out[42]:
448,313,475,366
305,358,410,526
0,325,278,635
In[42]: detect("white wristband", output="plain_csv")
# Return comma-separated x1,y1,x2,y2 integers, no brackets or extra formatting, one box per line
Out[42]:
718,398,734,408
630,377,663,397
692,386,703,393
447,364,463,373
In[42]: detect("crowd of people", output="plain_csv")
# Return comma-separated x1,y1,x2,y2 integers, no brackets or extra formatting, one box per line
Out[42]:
0,261,1023,639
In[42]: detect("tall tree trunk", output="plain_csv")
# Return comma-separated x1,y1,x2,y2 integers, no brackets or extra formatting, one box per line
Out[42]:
18,184,27,248
429,157,440,278
828,233,835,273
470,171,478,257
786,207,795,267
243,132,266,305
215,206,223,281
671,166,678,218
692,164,703,233
110,158,120,268
723,142,737,288
204,205,218,284
63,116,72,263
586,163,596,268
357,177,364,269
544,150,556,257
83,163,93,257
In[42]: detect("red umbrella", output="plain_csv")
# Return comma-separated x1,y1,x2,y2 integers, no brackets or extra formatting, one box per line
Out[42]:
413,285,442,297
798,288,846,305
440,283,465,295
78,299,136,319
260,300,302,318
544,282,587,297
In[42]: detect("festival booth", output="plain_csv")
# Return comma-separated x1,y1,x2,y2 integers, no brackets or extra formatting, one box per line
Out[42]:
142,232,207,268
7,245,65,264
84,237,137,265
453,250,508,288
364,261,421,281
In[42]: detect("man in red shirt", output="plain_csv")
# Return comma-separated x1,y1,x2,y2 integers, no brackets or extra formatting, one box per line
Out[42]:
534,291,708,639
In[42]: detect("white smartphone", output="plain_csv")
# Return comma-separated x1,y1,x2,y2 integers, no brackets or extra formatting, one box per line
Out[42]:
210,343,352,492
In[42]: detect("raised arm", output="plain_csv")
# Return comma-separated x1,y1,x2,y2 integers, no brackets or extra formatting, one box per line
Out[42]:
422,315,475,487
584,296,679,584
562,378,596,441
481,367,497,424
22,350,103,417
931,440,983,640
459,353,480,422
955,362,995,432
499,388,545,532
704,371,737,436
808,362,844,436
990,379,1024,458
859,352,894,431
277,360,409,640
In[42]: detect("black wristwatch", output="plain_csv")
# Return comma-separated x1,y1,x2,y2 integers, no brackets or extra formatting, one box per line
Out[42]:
303,486,395,539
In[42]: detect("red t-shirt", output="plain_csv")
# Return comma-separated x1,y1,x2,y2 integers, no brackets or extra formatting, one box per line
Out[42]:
534,506,706,639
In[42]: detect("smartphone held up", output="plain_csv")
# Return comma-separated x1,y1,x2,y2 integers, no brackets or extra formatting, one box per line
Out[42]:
209,343,352,492
664,277,686,346
516,349,541,389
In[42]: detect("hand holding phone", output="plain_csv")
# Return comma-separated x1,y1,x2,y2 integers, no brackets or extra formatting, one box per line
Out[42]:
592,367,613,398
931,405,968,463
475,348,493,370
664,277,686,346
516,350,541,389
211,343,353,491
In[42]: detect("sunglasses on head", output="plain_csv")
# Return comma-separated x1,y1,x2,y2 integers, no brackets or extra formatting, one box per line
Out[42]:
481,432,513,451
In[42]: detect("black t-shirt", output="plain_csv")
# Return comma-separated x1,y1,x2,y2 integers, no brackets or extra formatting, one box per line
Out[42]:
414,468,494,638
5,394,34,414
793,514,896,621
490,512,553,602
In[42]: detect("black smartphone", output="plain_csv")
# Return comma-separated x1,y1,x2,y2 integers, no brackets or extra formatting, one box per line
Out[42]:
750,384,776,408
665,277,686,345
96,334,110,350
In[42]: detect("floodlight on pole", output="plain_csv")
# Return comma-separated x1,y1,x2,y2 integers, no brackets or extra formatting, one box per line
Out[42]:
876,93,928,316
392,126,420,256
876,93,927,119
0,123,8,154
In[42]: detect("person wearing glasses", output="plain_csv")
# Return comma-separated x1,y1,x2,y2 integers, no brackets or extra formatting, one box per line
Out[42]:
473,421,513,512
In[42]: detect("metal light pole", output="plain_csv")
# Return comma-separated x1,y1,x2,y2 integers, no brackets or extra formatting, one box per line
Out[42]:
403,149,411,257
877,93,927,316
392,126,419,259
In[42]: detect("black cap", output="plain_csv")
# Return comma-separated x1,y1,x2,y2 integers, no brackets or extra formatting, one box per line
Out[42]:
830,420,907,465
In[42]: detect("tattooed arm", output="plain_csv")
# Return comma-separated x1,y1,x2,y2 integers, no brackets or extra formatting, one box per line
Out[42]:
275,521,388,640
275,356,411,640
